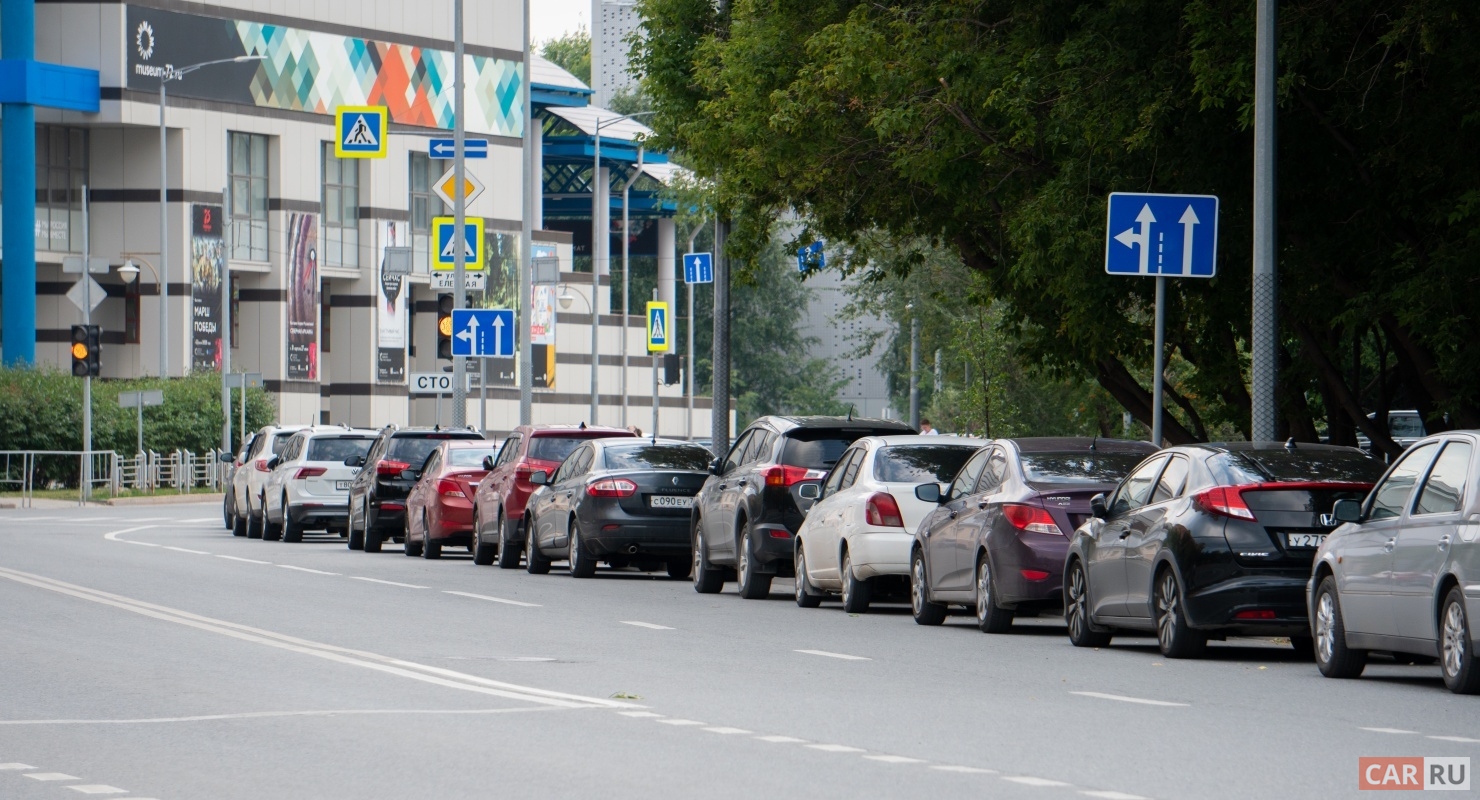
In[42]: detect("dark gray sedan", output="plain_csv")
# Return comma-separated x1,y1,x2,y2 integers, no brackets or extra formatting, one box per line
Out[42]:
524,438,712,579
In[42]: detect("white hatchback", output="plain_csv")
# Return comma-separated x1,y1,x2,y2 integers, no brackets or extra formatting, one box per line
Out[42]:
261,427,379,542
794,434,988,612
236,424,311,538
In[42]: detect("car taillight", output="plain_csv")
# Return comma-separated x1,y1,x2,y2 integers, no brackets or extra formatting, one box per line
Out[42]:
254,458,271,472
1003,504,1063,535
377,459,411,477
762,465,811,488
864,492,904,527
587,478,637,498
1020,569,1051,581
437,479,465,498
1234,609,1277,620
293,467,327,480
1192,486,1257,520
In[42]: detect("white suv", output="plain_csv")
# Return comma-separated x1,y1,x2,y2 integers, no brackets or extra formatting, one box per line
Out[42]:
235,424,311,538
261,427,378,543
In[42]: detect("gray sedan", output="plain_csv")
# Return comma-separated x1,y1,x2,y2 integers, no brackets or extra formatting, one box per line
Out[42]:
1309,431,1480,693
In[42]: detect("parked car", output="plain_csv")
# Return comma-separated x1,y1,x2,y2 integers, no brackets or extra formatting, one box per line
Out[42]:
691,415,916,599
1356,410,1428,452
1310,432,1480,693
346,426,486,552
523,438,713,578
1061,441,1383,658
403,440,502,559
260,426,378,542
471,424,634,568
235,424,311,538
223,436,254,532
794,435,986,612
909,437,1157,630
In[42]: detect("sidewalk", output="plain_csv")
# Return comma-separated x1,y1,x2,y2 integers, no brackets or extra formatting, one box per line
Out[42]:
0,494,223,509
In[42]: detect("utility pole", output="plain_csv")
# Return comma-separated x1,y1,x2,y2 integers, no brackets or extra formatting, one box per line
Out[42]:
908,307,920,430
711,219,730,454
82,186,92,501
221,179,232,454
685,220,705,441
1251,0,1278,441
518,0,534,426
619,149,644,427
451,0,468,427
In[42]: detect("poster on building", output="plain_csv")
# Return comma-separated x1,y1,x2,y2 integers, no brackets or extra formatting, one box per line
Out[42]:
190,204,225,372
286,213,319,381
481,232,519,388
531,244,558,389
377,221,407,383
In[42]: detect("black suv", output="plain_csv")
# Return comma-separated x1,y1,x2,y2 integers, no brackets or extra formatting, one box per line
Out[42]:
691,415,915,598
346,426,485,552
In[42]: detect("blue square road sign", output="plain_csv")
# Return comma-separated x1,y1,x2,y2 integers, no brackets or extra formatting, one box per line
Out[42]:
1105,193,1219,278
684,252,714,284
450,309,515,357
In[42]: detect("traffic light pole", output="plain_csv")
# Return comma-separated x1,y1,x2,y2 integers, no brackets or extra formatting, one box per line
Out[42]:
82,185,92,501
450,0,468,427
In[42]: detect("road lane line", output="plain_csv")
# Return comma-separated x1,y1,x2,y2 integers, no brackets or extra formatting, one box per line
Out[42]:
122,541,159,548
1361,727,1419,734
1070,691,1188,707
866,755,925,764
621,621,674,630
754,735,807,744
0,763,37,770
931,766,998,774
656,719,705,726
616,711,663,718
25,773,81,781
1428,735,1480,743
1004,776,1072,787
795,649,871,661
161,546,209,555
101,526,159,543
276,565,338,575
67,786,128,795
807,744,866,753
1081,791,1150,800
702,727,751,735
216,555,270,565
351,577,427,589
443,591,541,607
0,707,564,725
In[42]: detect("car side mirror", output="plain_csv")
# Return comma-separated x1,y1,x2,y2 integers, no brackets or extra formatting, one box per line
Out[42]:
528,470,549,486
219,452,234,463
483,455,496,470
344,455,363,467
1331,498,1363,524
1090,493,1109,519
708,458,723,476
400,469,420,482
798,483,821,500
914,483,943,504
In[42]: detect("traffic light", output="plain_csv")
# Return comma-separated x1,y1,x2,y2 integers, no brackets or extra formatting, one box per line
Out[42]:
70,325,101,377
436,294,454,360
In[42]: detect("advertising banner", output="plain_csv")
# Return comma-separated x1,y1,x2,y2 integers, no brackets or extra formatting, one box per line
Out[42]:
286,213,319,381
190,204,225,372
531,244,558,389
377,221,408,383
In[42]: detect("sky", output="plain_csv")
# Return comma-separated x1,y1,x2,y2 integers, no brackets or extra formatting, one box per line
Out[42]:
532,0,590,47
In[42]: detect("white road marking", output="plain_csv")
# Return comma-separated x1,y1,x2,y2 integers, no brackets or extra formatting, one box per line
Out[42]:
656,719,705,726
0,708,560,726
180,517,217,523
1081,791,1150,800
161,546,208,554
1004,776,1072,788
0,763,37,770
754,735,807,744
806,744,866,753
25,773,81,781
616,711,663,718
866,755,925,764
621,621,674,630
216,555,270,565
276,565,338,575
68,786,128,795
350,577,427,589
1070,691,1188,707
1428,735,1480,743
443,591,541,607
1361,727,1419,734
702,727,752,735
102,526,159,543
122,541,159,548
931,766,998,775
795,649,871,661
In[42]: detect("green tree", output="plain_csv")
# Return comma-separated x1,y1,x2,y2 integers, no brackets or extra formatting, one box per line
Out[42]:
540,28,591,86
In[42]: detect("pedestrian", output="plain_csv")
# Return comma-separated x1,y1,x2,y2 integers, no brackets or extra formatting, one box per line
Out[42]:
920,418,938,435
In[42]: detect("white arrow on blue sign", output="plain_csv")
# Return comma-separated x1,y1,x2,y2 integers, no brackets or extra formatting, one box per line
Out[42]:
429,139,489,159
1105,193,1219,278
684,252,714,284
450,309,515,357
797,241,826,273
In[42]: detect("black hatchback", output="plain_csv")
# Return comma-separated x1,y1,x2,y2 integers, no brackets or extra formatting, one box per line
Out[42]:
1063,442,1384,658
691,415,915,599
346,426,486,552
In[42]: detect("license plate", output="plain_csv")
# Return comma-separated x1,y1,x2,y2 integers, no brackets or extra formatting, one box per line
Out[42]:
335,480,352,490
649,495,694,509
1286,532,1326,548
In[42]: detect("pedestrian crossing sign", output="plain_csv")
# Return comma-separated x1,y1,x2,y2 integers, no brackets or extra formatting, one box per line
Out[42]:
431,216,485,271
646,302,670,353
335,106,388,158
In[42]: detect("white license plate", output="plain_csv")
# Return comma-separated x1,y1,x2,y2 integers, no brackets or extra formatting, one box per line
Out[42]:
335,480,352,491
649,495,694,509
1286,533,1326,548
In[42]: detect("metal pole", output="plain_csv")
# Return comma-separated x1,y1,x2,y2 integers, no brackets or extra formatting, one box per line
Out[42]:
518,0,534,426
908,311,920,429
221,180,232,453
652,288,659,437
481,358,488,433
137,402,144,457
82,186,92,502
1152,276,1167,446
1251,0,1279,441
159,79,170,377
620,149,643,427
590,121,602,424
933,348,942,397
239,377,246,451
685,224,701,440
451,0,468,427
711,219,730,454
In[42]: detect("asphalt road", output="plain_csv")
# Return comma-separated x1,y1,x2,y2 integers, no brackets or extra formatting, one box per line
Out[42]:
1,503,1475,799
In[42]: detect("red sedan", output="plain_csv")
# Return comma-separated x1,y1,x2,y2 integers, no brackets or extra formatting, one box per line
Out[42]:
404,440,502,559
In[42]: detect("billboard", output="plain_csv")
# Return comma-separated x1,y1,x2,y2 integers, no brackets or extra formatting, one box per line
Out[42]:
286,214,318,381
377,221,408,384
190,204,224,373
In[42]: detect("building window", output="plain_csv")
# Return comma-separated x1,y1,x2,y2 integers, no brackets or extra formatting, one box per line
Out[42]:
321,293,332,354
229,132,269,261
409,152,442,272
125,282,141,344
322,142,360,268
35,126,87,253
230,284,240,348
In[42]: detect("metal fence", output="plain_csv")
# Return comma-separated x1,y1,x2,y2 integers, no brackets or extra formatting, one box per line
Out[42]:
0,449,228,507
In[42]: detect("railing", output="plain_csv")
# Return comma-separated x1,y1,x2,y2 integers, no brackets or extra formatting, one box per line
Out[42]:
0,449,228,507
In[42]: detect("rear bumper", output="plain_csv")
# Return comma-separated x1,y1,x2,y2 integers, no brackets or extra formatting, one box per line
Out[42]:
588,522,691,558
993,533,1070,606
845,531,913,579
428,502,475,540
1186,571,1310,635
750,522,797,568
288,503,348,529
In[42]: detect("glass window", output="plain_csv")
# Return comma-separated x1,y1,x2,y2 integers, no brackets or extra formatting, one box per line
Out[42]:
950,449,991,500
780,435,854,471
1414,441,1472,516
529,436,606,464
269,432,296,455
603,444,712,471
34,126,87,253
125,281,141,344
449,448,500,467
496,435,523,466
388,433,478,466
322,142,361,268
1112,456,1168,515
229,132,269,261
724,431,756,474
1020,453,1151,485
1367,442,1439,520
976,449,1009,494
409,152,443,272
1389,415,1426,439
1151,456,1189,504
822,450,855,496
839,449,864,491
306,436,375,463
874,445,986,484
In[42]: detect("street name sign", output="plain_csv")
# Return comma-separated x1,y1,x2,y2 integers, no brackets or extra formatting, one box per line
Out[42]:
431,216,486,271
450,309,515,358
1105,193,1219,277
409,372,455,395
429,139,489,159
335,106,388,159
647,302,671,353
118,389,164,409
684,252,714,284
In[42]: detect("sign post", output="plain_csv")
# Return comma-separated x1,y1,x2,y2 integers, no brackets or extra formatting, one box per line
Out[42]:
223,372,263,452
1105,192,1219,446
118,390,166,456
647,300,671,437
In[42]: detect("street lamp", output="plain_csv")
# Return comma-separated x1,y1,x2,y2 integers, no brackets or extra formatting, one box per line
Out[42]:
557,285,598,424
156,54,264,377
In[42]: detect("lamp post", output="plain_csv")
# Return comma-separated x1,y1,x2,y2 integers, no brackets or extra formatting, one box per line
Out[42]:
557,285,598,423
156,55,263,377
619,146,644,427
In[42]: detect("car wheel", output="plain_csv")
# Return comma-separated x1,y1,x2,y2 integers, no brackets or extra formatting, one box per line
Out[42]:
1313,575,1367,679
569,522,596,578
232,507,248,537
841,550,873,614
910,549,947,626
1154,568,1206,659
223,495,234,530
471,511,496,566
246,499,264,539
262,497,283,542
1065,559,1112,647
974,555,1014,633
496,513,522,569
691,522,724,594
794,544,822,608
1441,586,1480,694
665,556,692,580
403,515,422,557
363,511,384,554
736,525,772,600
525,529,552,575
347,502,365,550
281,496,303,543
422,514,442,559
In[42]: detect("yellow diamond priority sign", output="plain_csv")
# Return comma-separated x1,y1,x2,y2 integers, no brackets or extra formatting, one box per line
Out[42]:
434,168,485,208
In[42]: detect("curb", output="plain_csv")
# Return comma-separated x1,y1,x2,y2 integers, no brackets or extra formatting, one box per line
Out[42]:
106,493,224,507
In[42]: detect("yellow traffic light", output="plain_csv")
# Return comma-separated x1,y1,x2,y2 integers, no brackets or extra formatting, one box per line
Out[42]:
71,342,90,360
438,316,453,337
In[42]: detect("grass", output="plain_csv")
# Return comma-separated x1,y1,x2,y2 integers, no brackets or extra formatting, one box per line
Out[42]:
0,486,223,500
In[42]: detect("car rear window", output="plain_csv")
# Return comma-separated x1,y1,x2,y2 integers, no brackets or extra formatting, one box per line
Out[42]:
1020,453,1149,485
781,429,892,470
604,444,712,471
449,448,500,467
1217,449,1386,484
388,434,481,466
306,436,374,462
874,445,979,483
270,432,296,454
528,435,623,463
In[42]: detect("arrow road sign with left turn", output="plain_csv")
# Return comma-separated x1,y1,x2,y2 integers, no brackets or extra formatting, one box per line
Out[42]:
450,309,514,357
1105,192,1219,278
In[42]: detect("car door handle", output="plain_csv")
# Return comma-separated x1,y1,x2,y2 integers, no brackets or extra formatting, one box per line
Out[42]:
737,479,747,487
717,484,727,491
1439,535,1451,550
977,500,988,510
1119,530,1132,539
948,511,958,520
1384,537,1396,552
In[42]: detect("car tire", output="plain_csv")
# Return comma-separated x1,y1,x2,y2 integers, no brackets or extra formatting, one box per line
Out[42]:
471,513,496,566
568,522,596,578
794,544,823,608
525,533,552,575
364,519,384,554
1441,586,1480,694
496,513,522,569
232,509,248,537
1313,575,1367,679
666,556,692,581
246,501,263,539
1154,568,1206,659
403,515,422,557
910,549,947,626
262,497,283,542
841,550,872,614
974,555,1014,633
691,523,724,595
223,495,234,530
1065,559,1112,648
281,497,302,543
421,514,442,559
347,503,365,551
735,525,772,600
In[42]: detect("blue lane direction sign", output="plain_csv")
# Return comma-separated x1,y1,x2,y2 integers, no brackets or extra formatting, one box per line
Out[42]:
1105,193,1219,278
450,309,515,357
684,252,714,284
429,138,489,159
797,241,825,273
